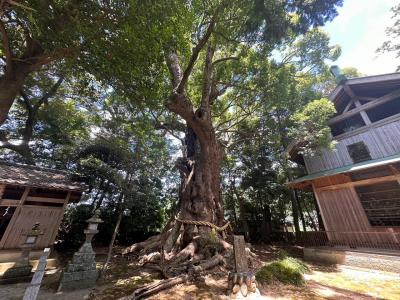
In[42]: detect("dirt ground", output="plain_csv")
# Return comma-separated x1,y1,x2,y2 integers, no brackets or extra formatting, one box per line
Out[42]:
2,245,400,300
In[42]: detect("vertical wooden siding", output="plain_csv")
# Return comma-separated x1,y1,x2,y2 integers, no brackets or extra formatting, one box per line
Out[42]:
315,187,400,245
316,188,371,232
0,205,64,249
304,119,400,174
0,184,4,198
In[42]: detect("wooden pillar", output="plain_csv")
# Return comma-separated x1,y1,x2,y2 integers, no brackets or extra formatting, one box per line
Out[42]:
0,187,30,248
49,191,71,247
312,184,329,231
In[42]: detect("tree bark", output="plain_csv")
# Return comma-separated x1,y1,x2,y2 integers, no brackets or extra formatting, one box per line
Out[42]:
0,70,29,125
177,123,224,245
165,43,225,247
0,18,67,125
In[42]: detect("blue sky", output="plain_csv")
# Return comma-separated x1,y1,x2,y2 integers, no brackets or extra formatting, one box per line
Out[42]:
323,0,399,75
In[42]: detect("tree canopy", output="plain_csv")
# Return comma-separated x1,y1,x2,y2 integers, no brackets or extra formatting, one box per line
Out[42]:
0,0,346,256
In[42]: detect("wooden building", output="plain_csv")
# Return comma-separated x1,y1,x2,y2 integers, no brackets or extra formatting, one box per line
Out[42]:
288,69,400,249
0,161,85,254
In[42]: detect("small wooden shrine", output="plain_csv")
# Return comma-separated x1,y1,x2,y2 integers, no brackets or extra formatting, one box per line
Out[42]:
0,161,85,256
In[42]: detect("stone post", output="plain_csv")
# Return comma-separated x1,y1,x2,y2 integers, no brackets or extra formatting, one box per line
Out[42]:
58,210,103,291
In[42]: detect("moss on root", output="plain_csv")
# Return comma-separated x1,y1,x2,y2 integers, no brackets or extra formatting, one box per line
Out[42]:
256,257,310,286
197,230,224,258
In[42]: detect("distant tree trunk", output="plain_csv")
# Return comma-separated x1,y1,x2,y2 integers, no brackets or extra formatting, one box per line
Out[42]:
231,199,238,225
232,183,250,241
276,113,302,233
312,192,325,231
295,190,307,231
261,204,272,242
101,193,124,278
93,181,110,211
289,188,301,232
303,199,318,231
237,194,250,241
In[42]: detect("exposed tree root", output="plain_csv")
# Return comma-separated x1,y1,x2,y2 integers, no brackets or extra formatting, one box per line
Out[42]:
120,253,225,300
120,274,188,300
122,219,235,299
123,235,161,255
171,240,197,264
138,251,161,266
191,253,224,273
220,239,233,251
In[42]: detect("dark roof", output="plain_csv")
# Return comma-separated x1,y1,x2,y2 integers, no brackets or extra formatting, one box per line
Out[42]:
0,160,87,192
329,72,400,105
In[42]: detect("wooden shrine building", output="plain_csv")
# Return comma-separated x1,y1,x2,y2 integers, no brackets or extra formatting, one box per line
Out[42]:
0,161,85,257
288,68,400,249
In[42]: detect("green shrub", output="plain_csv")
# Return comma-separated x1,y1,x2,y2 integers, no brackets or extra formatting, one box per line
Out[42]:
256,257,309,286
277,249,289,259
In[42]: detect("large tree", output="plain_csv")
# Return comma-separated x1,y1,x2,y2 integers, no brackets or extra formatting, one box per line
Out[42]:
118,0,343,272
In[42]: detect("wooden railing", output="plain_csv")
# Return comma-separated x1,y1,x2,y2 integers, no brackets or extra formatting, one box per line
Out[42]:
274,231,400,251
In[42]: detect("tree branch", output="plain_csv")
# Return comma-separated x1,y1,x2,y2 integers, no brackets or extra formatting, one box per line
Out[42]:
212,56,239,66
0,18,12,72
176,19,215,94
18,89,33,112
35,75,64,109
151,111,185,143
26,48,76,72
200,43,215,109
166,53,183,89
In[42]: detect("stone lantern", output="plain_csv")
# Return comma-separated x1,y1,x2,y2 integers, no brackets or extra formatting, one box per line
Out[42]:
58,210,103,291
85,209,103,243
2,223,43,281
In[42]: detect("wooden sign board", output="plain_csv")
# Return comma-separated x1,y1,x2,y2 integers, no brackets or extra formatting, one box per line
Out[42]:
233,235,248,272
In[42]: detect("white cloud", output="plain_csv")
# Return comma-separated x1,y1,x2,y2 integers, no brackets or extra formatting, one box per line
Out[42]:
339,16,398,75
325,0,400,75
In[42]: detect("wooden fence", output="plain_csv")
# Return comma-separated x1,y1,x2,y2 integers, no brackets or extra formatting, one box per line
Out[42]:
274,231,400,250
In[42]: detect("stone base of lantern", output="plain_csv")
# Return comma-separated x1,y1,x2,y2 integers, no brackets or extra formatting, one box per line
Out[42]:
227,271,260,299
58,242,98,291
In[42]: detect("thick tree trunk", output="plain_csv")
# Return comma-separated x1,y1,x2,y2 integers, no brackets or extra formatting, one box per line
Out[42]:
0,70,28,125
178,124,224,246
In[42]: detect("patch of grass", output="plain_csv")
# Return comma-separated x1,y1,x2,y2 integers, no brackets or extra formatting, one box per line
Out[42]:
256,257,310,286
